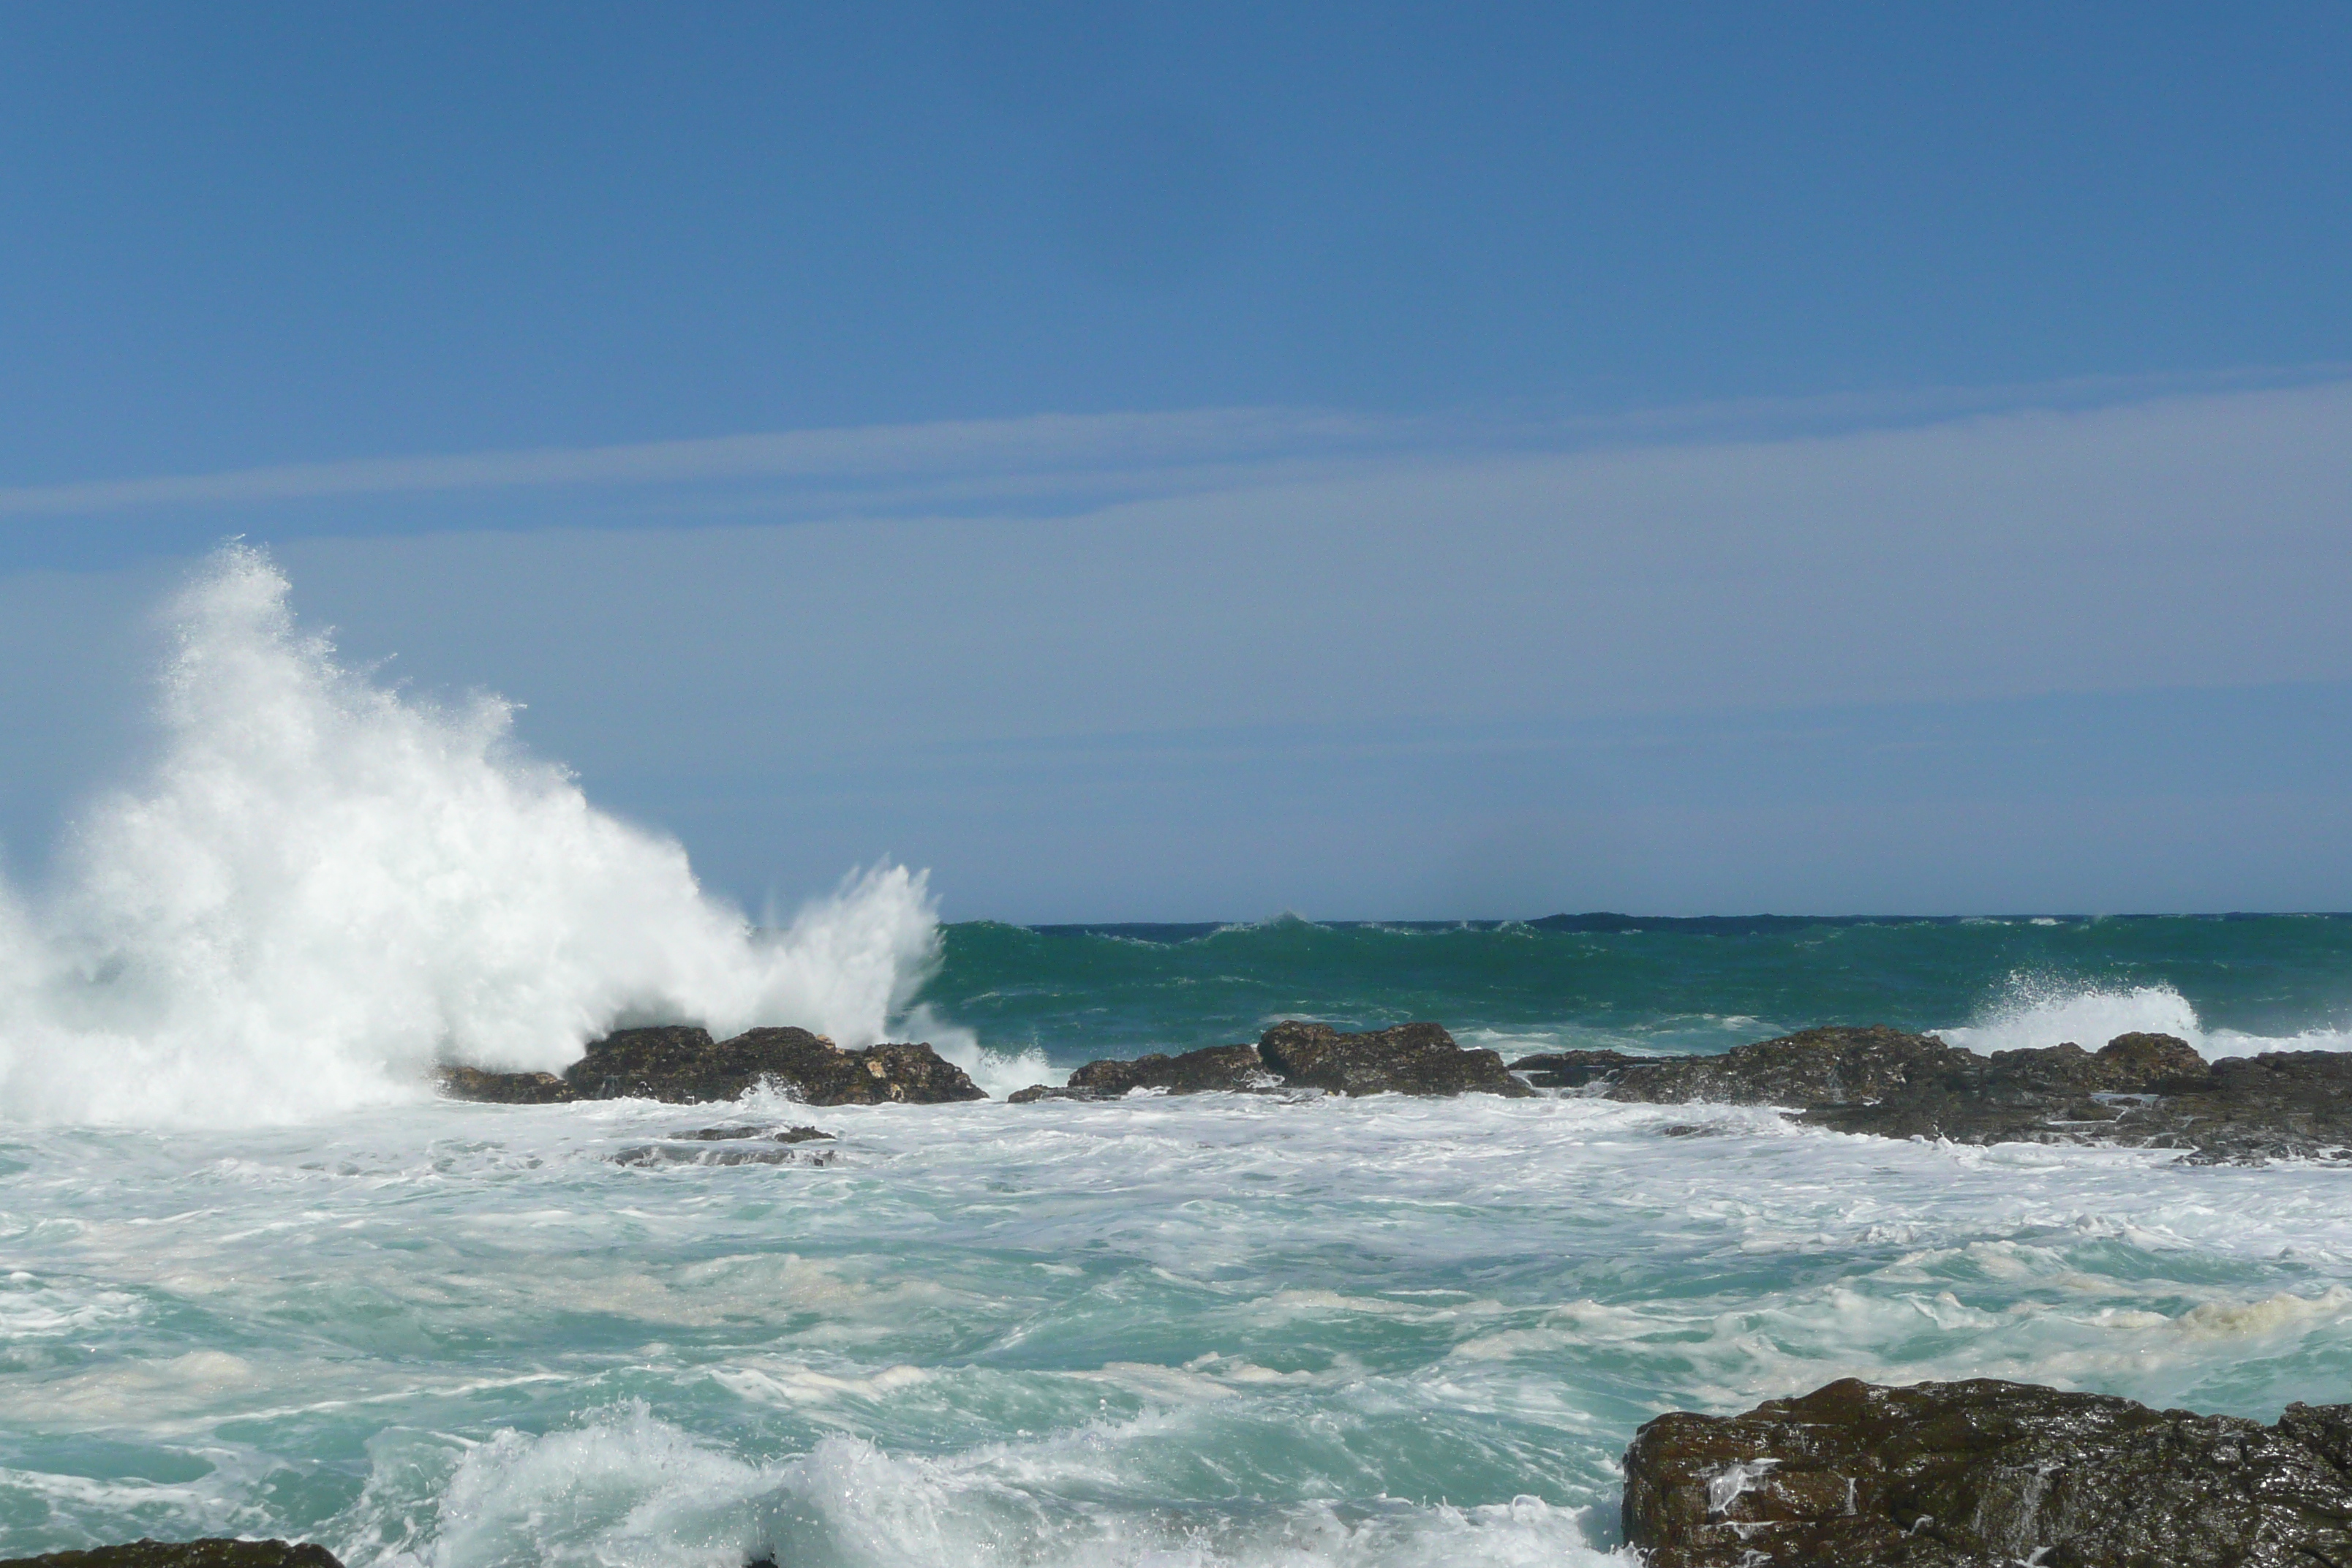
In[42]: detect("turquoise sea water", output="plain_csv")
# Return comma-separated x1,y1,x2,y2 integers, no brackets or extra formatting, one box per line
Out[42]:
7,916,2352,1567
917,912,2352,1068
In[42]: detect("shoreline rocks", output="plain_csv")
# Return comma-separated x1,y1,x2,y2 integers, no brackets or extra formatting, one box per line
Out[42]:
437,1014,2352,1161
438,1026,984,1107
1622,1376,2352,1567
0,1545,344,1568
1513,1025,2352,1163
1009,1021,1531,1103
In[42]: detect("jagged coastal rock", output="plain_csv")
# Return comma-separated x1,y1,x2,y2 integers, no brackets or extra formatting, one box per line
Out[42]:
1256,1020,1531,1096
1009,1021,1531,1101
1513,1025,2352,1162
1621,1376,2352,1567
440,1016,2352,1161
1063,1041,1273,1096
437,1025,985,1107
0,1545,344,1568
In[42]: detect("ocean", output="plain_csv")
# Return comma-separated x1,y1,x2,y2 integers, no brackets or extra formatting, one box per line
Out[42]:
5,551,2352,1566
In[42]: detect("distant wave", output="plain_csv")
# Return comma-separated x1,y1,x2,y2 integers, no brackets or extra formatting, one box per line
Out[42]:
0,545,939,1126
1940,971,2352,1059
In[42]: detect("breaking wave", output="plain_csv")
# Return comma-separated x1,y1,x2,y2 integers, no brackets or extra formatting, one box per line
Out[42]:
358,1401,1618,1568
0,545,939,1126
1940,971,2352,1060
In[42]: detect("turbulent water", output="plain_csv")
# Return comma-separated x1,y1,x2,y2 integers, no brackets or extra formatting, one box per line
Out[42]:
6,551,2352,1566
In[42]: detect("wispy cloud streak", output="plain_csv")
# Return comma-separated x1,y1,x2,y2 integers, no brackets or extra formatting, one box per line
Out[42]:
0,409,1396,519
3,366,2340,521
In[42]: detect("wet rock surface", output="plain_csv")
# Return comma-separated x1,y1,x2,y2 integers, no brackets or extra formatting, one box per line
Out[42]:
0,1544,343,1568
1512,1025,2352,1162
1014,1022,1531,1102
609,1142,837,1168
440,1026,985,1107
671,1123,834,1142
1068,1043,1275,1096
431,1064,573,1104
1259,1020,1532,1096
1622,1376,2352,1568
608,1123,839,1166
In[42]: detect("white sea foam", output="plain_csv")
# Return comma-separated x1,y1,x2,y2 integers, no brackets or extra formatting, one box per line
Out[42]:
13,1091,2352,1563
897,1001,1058,1099
378,1401,1624,1568
1940,972,2352,1060
0,546,939,1126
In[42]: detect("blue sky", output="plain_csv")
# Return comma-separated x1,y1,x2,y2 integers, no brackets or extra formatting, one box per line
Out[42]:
3,4,2350,917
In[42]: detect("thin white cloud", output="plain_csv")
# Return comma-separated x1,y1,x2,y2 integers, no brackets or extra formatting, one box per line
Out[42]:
4,366,2335,521
0,408,1395,519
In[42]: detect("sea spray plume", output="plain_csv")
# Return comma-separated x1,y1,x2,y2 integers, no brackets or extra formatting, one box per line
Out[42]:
0,543,939,1126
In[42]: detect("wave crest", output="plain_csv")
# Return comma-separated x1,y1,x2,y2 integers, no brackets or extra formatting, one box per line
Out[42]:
0,545,938,1126
1941,971,2352,1060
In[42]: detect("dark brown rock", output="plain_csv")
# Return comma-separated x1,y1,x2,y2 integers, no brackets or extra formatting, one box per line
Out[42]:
0,1544,343,1568
1601,1025,1964,1107
433,1064,575,1104
1622,1376,2352,1567
1017,1022,1535,1101
1006,1083,1088,1103
440,1025,985,1107
1509,1048,1646,1088
1066,1043,1275,1096
1256,1020,1534,1097
1518,1022,2352,1163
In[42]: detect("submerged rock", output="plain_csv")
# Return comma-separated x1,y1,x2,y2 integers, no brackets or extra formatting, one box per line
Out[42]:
1621,1376,2352,1567
611,1121,839,1166
440,1026,985,1107
670,1124,834,1142
1017,1021,1531,1102
1512,1025,2352,1163
609,1142,837,1168
0,1544,344,1568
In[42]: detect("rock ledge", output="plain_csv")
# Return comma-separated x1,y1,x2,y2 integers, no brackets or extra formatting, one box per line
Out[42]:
0,1543,342,1568
1624,1376,2352,1567
439,1026,985,1107
1010,1021,1531,1102
1512,1025,2352,1163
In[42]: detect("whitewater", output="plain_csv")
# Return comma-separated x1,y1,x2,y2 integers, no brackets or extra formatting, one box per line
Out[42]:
5,549,2352,1565
0,546,939,1126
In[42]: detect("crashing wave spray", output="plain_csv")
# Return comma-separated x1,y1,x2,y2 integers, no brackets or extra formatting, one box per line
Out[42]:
0,545,940,1126
1939,969,2352,1060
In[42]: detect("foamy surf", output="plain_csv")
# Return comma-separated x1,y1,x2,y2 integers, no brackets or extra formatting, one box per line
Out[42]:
0,545,939,1126
1939,971,2352,1060
9,1093,2352,1567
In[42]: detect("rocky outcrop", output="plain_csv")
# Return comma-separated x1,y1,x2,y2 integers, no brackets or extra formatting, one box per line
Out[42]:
1621,1376,2352,1567
0,1545,343,1568
1512,1026,2352,1162
438,1026,985,1107
1060,1043,1275,1098
1258,1020,1532,1096
1014,1022,1531,1101
1514,1025,1965,1103
433,1064,573,1104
